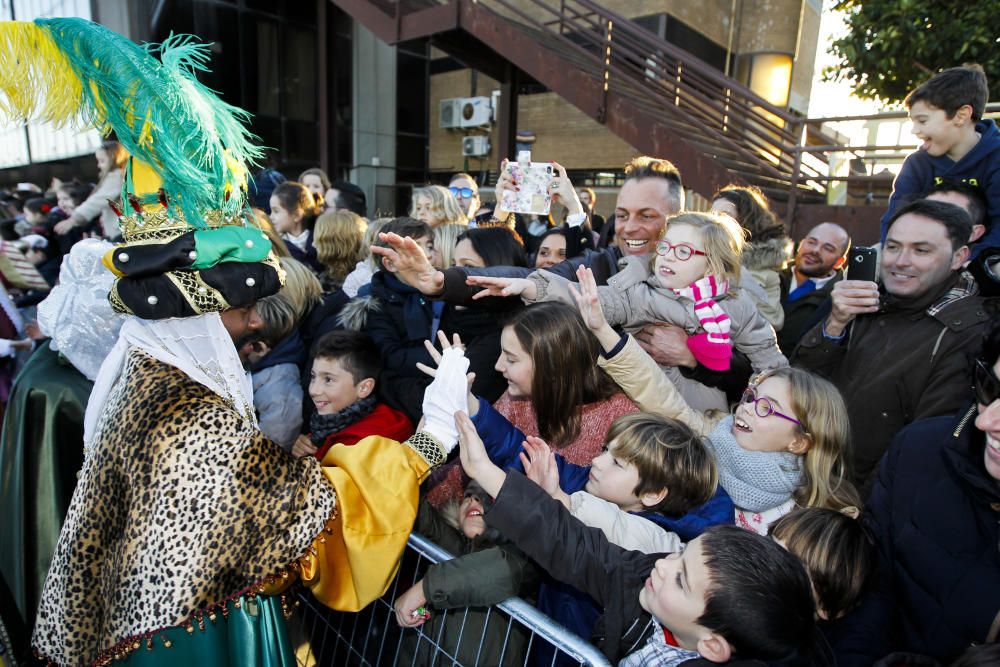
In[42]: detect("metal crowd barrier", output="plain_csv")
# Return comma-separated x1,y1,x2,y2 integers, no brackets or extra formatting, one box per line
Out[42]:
292,532,612,666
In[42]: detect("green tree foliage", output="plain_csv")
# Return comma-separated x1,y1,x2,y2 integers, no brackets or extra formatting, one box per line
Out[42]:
824,0,1000,103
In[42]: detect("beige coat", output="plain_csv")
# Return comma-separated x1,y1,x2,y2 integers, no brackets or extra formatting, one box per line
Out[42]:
569,490,682,553
597,333,723,438
528,257,786,412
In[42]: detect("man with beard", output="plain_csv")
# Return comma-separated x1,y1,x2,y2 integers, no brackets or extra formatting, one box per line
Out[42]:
777,222,850,354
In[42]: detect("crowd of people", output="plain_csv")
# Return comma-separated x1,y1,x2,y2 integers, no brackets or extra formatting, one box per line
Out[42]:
1,30,999,667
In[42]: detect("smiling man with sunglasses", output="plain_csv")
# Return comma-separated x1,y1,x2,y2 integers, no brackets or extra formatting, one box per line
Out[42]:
448,172,484,222
793,199,996,493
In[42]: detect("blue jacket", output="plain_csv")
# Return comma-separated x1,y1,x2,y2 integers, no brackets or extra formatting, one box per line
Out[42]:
834,405,1000,666
250,329,306,374
881,119,1000,258
471,396,734,659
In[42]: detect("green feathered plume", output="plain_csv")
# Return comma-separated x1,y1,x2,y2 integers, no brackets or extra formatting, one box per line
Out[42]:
26,18,262,227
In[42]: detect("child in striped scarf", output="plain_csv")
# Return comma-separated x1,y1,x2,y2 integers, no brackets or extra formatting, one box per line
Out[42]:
469,211,787,412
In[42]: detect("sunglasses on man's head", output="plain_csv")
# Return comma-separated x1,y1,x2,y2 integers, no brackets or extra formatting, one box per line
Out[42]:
974,359,1000,406
449,186,475,199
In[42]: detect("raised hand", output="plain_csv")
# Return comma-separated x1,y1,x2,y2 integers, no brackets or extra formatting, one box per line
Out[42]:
415,330,478,416
465,276,537,301
492,158,516,221
456,410,505,498
419,344,471,453
568,265,620,351
370,232,445,296
520,436,560,496
548,162,583,216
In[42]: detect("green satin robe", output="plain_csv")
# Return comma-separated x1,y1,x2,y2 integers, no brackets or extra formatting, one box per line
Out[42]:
0,343,89,626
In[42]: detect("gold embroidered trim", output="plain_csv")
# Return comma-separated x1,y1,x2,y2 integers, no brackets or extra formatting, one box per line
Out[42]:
120,207,240,243
405,431,446,468
107,282,133,316
164,269,232,315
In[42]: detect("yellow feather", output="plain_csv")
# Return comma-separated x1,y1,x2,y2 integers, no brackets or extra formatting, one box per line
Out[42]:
0,22,84,126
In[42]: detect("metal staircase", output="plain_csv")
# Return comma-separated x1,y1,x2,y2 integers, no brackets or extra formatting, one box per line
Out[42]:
334,0,886,237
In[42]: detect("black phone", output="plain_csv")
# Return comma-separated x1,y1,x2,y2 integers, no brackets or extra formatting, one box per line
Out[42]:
847,245,879,282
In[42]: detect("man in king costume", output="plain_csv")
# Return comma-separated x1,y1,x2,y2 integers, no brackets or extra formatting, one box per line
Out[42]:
0,18,470,666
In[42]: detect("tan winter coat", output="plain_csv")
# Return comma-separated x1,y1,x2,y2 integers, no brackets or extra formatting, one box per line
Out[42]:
528,256,786,411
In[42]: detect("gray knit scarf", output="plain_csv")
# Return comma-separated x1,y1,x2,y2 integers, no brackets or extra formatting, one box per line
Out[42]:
309,395,377,445
707,416,802,512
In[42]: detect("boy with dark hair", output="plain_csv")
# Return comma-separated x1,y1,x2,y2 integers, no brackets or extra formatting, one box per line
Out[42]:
455,411,818,665
881,65,1000,257
366,217,442,379
290,330,413,459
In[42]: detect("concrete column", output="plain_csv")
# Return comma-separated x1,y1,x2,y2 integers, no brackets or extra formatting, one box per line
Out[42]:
351,21,396,218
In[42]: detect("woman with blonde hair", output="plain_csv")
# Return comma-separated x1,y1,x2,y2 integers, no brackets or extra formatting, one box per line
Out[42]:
433,222,467,269
410,185,467,228
279,256,349,355
314,209,366,290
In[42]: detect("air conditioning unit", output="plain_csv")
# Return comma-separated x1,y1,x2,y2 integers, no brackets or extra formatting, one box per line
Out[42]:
439,98,463,129
462,135,490,157
439,96,493,129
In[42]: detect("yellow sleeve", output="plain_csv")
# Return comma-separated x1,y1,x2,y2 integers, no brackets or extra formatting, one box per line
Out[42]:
296,433,444,611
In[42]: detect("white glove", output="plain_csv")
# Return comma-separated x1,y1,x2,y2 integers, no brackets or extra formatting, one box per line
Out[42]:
420,346,471,452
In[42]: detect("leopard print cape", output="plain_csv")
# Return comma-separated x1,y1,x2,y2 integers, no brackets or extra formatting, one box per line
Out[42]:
32,348,337,665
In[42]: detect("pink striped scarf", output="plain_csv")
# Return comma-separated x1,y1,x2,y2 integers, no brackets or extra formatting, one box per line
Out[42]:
672,275,733,370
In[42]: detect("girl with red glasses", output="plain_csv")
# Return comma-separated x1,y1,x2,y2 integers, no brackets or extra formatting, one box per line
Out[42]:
468,211,787,414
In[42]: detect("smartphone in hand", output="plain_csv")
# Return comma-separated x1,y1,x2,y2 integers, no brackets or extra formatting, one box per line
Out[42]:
847,245,879,282
501,151,553,215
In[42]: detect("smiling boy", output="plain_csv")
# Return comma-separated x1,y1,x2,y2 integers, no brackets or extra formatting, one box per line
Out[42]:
881,65,1000,258
291,330,413,459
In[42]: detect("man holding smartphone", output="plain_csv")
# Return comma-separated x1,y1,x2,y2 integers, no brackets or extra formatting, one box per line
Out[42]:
793,199,993,493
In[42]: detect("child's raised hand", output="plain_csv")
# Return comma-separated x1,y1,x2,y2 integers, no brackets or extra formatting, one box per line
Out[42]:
456,410,505,498
569,265,611,333
465,276,537,301
370,232,445,295
520,436,560,497
415,330,477,415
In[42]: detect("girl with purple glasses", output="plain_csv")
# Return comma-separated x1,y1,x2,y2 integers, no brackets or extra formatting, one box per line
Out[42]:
570,263,857,535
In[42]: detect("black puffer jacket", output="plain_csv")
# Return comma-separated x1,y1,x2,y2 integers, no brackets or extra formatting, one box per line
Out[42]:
834,406,1000,665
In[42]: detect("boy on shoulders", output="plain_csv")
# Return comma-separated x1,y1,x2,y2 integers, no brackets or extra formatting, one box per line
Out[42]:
881,65,1000,257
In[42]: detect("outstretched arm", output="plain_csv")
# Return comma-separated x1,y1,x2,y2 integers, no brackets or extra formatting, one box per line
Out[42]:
370,232,446,296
